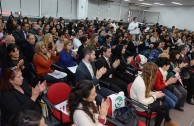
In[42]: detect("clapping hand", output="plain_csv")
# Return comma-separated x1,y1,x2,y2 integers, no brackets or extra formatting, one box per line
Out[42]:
113,59,120,68
99,98,110,119
96,67,107,79
38,81,47,93
17,59,24,68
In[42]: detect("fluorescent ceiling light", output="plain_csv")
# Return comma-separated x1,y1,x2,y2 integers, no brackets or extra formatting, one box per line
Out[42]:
171,2,183,5
124,0,130,1
138,0,144,1
154,2,165,5
141,3,152,6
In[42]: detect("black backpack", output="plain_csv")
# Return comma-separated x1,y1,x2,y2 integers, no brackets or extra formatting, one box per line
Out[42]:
114,105,138,126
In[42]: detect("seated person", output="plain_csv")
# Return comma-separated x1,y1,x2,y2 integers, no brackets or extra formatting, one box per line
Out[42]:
2,43,33,83
167,51,187,111
76,46,115,104
68,80,109,126
59,40,77,68
130,62,179,126
148,42,163,62
112,44,136,83
0,67,46,125
95,46,128,95
33,41,66,83
8,110,47,126
77,36,89,63
18,33,36,63
154,57,178,109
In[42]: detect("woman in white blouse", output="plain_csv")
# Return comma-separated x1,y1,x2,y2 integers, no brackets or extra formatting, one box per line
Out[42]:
130,62,179,126
68,80,109,126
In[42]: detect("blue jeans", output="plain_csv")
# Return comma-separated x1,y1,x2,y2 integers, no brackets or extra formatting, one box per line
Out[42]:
163,89,178,109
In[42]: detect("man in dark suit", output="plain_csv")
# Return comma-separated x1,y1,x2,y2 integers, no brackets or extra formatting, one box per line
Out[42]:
0,35,15,66
95,46,128,95
12,22,29,44
17,33,36,63
77,36,88,63
76,46,114,104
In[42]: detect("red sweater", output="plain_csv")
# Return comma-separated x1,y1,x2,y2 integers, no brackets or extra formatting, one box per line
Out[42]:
153,70,166,91
33,54,59,75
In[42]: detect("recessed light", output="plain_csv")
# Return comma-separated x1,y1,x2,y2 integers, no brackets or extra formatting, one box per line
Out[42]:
154,2,165,5
141,3,153,5
171,2,183,5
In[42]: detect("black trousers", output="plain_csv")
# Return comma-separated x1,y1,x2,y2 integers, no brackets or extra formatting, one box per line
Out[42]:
62,67,76,86
149,101,171,126
183,76,194,100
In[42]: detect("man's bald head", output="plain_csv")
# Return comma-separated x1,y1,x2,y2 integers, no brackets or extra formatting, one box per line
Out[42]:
5,35,15,45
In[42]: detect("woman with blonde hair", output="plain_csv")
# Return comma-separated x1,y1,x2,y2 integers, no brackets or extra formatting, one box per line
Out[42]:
130,62,179,126
33,41,65,83
42,33,55,51
88,33,101,59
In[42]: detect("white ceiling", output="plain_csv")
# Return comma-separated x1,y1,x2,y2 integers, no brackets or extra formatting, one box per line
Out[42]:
120,0,194,6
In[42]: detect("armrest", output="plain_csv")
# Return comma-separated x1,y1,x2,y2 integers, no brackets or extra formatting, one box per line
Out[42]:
125,97,150,112
99,80,111,87
51,62,63,71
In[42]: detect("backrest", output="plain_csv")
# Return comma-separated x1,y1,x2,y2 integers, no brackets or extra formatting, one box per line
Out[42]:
47,82,71,105
127,83,133,97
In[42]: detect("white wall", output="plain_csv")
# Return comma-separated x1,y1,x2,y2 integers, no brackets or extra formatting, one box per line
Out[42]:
1,0,77,18
88,1,139,21
149,6,194,31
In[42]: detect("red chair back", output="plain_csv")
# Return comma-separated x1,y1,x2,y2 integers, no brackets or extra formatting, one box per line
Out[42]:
127,83,133,97
47,82,71,105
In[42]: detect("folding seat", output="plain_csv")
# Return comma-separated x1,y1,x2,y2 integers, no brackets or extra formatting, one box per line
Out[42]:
42,82,71,124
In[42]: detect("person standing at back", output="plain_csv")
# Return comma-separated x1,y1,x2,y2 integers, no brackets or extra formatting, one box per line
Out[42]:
128,17,140,40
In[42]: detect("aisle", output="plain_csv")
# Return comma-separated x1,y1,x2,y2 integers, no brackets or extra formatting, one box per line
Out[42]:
170,102,194,126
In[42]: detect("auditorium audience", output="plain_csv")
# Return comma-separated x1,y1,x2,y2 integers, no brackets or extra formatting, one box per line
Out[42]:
95,46,128,95
33,41,66,83
167,50,187,111
76,47,114,104
130,62,179,126
154,57,178,109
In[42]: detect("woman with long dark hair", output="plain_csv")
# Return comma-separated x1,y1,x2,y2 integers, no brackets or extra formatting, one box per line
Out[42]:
68,80,109,126
2,43,33,83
